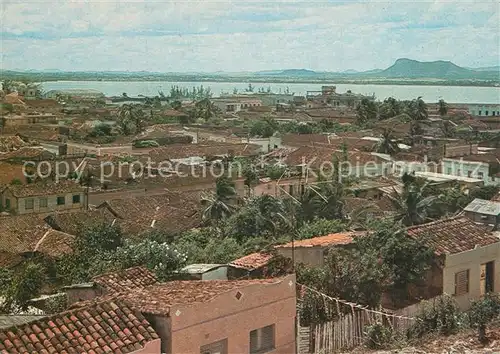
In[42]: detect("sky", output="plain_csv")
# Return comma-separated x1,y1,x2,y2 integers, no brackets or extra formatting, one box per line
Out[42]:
1,0,499,72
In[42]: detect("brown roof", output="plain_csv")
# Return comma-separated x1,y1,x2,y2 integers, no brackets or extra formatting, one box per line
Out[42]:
276,232,360,248
98,193,201,236
0,298,159,354
285,145,384,168
120,277,285,316
0,214,74,259
0,136,29,153
44,209,116,237
229,252,274,270
93,266,159,293
4,180,83,198
148,143,260,161
407,216,499,255
0,147,54,161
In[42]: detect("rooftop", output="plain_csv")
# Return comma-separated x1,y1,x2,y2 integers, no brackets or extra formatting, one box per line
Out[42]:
276,232,361,248
229,252,274,270
120,277,286,316
0,298,159,354
93,266,159,293
180,264,226,274
407,216,499,255
464,198,500,216
4,180,83,198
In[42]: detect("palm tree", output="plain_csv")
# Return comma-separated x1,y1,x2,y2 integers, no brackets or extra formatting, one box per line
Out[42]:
376,128,401,156
201,177,237,226
407,97,429,144
195,98,219,122
117,104,134,135
440,120,457,138
388,179,438,226
438,99,448,117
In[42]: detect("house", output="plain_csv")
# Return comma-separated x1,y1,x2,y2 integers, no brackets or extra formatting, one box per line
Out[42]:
65,266,159,305
467,103,500,117
407,216,500,310
1,113,58,127
119,275,296,354
0,298,161,353
0,181,86,215
464,198,500,226
275,232,361,267
228,252,293,279
0,214,74,268
442,154,500,186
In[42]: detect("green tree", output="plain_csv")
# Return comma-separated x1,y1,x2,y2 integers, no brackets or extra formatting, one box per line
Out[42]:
469,293,500,343
297,218,347,240
170,100,182,110
201,177,237,225
356,98,378,126
438,99,448,117
195,98,219,122
388,178,438,226
375,128,401,155
4,262,45,311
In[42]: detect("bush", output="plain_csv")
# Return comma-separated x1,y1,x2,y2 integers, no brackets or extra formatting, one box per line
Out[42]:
468,293,500,343
409,295,462,338
133,140,160,148
10,178,22,185
365,322,394,349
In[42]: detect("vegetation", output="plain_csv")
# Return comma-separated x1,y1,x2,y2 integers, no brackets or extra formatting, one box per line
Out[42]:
468,293,500,343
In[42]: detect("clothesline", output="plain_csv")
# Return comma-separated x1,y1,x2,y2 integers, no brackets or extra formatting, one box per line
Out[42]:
298,282,417,321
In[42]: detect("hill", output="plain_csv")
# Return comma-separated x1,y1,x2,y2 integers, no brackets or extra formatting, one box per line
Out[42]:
376,58,497,79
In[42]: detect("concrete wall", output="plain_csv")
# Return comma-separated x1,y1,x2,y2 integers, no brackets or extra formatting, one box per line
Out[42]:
277,247,326,267
465,211,498,226
442,158,499,186
15,192,86,215
167,274,296,354
66,287,101,306
443,242,500,310
66,142,133,156
468,104,500,117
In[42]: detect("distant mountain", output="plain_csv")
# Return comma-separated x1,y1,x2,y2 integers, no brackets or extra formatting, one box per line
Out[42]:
342,69,358,74
256,68,321,77
375,58,497,79
467,66,500,72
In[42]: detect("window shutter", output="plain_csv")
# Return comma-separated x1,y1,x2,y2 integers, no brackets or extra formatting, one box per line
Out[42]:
455,270,469,295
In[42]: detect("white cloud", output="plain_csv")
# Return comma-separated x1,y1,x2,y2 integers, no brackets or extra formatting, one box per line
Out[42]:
1,0,498,71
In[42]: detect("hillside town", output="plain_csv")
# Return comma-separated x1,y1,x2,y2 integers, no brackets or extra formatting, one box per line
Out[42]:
0,78,499,353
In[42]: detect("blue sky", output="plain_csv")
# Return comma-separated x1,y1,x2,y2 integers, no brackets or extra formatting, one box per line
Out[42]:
1,0,499,72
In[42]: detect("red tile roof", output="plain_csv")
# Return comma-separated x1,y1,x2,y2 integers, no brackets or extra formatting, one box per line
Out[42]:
229,252,274,270
276,232,360,248
407,216,499,255
93,266,159,293
0,298,159,354
120,277,286,316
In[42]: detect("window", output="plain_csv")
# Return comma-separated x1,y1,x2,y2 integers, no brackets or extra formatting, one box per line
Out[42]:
72,194,81,204
5,199,10,209
478,172,484,179
39,198,48,208
468,171,472,178
454,270,469,296
479,111,482,116
25,199,34,210
447,168,452,175
250,324,275,354
200,339,227,354
57,196,65,205
485,111,489,116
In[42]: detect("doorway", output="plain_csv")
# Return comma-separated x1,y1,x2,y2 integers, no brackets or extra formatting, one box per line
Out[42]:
480,261,494,296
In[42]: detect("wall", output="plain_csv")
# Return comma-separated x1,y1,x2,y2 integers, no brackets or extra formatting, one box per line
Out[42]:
465,211,498,226
443,242,500,310
277,247,325,267
65,287,101,306
445,144,478,158
169,274,296,354
468,104,500,117
147,315,172,353
66,142,133,156
0,189,17,213
16,192,86,215
442,158,499,186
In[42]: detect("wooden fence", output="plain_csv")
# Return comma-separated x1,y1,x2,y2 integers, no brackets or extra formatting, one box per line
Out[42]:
295,285,434,353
